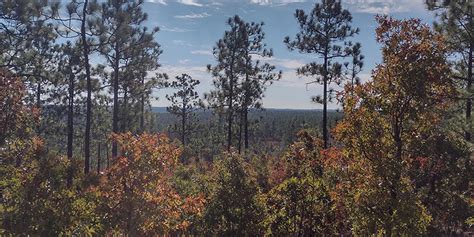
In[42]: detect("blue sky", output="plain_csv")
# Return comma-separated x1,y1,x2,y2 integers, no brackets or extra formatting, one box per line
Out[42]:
143,0,435,109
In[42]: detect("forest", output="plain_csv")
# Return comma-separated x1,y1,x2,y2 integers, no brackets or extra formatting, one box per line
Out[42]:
0,0,472,236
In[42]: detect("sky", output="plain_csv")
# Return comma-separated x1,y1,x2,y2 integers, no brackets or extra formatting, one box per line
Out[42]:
142,0,435,109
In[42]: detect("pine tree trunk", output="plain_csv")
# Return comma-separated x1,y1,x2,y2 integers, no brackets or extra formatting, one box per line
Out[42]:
140,77,145,132
112,42,120,158
238,111,243,154
82,0,91,174
322,54,328,149
244,109,249,149
36,82,41,108
122,87,128,132
244,55,250,150
227,99,233,151
182,103,186,146
97,143,101,174
227,53,236,152
67,65,74,187
35,79,42,135
466,43,472,141
106,143,110,169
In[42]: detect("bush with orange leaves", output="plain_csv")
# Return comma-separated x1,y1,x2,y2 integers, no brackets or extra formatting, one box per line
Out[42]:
0,69,39,146
329,16,469,235
98,133,205,236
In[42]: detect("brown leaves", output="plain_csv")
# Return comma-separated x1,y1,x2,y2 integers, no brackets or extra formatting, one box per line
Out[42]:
328,16,459,234
0,69,38,145
99,133,204,235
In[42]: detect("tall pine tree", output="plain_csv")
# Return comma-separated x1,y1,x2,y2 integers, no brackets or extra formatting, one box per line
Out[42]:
207,15,246,152
166,74,201,146
56,0,101,174
98,0,161,157
238,21,281,152
284,0,359,148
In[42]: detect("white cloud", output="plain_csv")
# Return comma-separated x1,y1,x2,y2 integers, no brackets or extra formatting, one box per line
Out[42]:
172,40,193,46
158,65,209,78
145,0,167,4
264,69,337,109
160,25,193,33
344,0,426,14
145,0,203,7
249,0,306,6
252,55,305,70
149,0,425,13
191,49,213,56
276,70,309,88
178,0,204,7
208,1,224,6
248,0,426,12
271,58,305,70
175,12,211,19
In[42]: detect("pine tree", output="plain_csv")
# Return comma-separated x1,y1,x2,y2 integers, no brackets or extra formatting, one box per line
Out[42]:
56,0,101,174
207,16,280,152
81,0,93,174
0,0,58,110
344,42,364,91
207,15,246,152
238,21,281,152
56,42,82,186
284,0,359,148
426,0,474,141
166,74,201,146
120,28,163,133
98,0,161,157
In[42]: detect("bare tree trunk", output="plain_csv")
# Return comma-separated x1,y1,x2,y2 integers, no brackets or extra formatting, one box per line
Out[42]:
67,65,74,187
106,143,110,169
122,86,128,132
238,111,243,154
82,0,91,174
182,103,186,146
227,55,235,151
112,42,120,158
97,143,101,174
36,81,41,108
466,43,472,141
243,56,250,150
140,77,145,133
244,108,249,150
322,53,328,149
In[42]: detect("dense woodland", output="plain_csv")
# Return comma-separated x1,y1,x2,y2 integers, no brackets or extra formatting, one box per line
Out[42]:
0,0,472,235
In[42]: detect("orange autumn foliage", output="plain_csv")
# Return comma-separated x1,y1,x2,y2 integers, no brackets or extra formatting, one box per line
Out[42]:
98,133,205,236
0,69,39,146
327,16,457,235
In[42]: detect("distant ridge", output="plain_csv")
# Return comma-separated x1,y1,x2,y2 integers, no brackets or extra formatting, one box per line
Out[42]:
150,106,337,113
151,107,168,113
